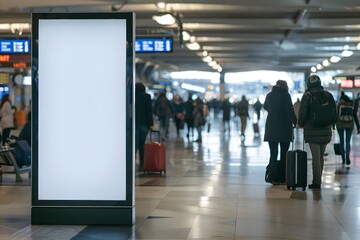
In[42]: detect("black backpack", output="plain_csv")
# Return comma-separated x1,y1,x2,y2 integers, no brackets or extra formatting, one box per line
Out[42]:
308,91,335,127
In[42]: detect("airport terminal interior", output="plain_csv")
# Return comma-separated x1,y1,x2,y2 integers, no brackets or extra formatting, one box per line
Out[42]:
1,115,360,239
1,0,360,239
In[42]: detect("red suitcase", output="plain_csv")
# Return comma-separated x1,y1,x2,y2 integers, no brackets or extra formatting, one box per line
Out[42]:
144,131,166,174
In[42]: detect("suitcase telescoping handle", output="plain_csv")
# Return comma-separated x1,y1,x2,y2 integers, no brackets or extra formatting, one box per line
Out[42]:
292,127,305,151
150,130,161,143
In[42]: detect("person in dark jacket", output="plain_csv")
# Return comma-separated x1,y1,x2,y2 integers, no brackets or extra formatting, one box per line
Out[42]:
297,75,336,189
335,94,360,165
154,91,174,140
236,95,249,141
18,111,31,146
172,96,185,136
184,92,195,139
222,97,232,132
193,97,205,143
264,80,297,184
253,98,263,121
135,82,154,171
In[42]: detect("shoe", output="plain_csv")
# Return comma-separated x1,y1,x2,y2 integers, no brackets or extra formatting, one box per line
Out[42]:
346,159,351,165
193,139,202,143
308,184,321,189
265,171,271,183
241,134,245,141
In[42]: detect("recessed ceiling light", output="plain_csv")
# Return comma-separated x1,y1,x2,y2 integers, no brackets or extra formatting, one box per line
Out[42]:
208,61,217,67
182,31,191,41
186,42,200,50
341,50,353,57
322,60,330,67
157,2,166,9
152,13,176,25
202,56,212,62
330,56,341,63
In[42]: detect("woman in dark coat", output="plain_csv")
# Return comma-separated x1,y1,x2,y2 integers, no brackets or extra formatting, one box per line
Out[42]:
264,80,297,184
222,98,232,132
135,82,154,171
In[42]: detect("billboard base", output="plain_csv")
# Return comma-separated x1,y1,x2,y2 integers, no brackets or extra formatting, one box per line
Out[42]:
31,206,135,225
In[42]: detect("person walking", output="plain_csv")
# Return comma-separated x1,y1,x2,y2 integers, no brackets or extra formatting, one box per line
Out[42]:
184,92,195,139
172,96,185,137
193,97,204,143
297,75,336,189
0,94,14,146
236,95,249,141
135,82,154,171
222,97,232,132
253,98,263,122
154,91,174,141
355,93,360,124
263,80,297,184
293,98,301,119
335,94,360,165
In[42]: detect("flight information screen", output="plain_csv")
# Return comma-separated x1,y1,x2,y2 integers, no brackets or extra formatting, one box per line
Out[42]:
0,39,30,53
136,37,173,53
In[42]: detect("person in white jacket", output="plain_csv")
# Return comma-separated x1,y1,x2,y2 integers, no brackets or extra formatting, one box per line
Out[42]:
0,94,14,145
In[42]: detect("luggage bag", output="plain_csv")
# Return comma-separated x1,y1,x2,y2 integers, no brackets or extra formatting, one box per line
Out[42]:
253,123,259,134
286,137,307,191
144,130,166,174
265,160,282,183
333,143,340,155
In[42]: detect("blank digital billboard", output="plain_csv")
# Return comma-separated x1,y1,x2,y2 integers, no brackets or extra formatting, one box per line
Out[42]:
37,19,127,201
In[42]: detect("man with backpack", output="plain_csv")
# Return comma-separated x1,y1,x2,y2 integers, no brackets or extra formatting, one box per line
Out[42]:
297,75,336,190
335,94,360,165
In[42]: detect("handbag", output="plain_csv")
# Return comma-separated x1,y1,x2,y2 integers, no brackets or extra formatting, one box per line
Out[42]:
333,143,340,155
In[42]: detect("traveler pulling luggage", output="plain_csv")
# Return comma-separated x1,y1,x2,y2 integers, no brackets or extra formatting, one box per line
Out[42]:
143,130,166,174
286,132,307,191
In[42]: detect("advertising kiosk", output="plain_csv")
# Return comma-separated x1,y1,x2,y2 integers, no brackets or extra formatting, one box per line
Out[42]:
31,12,135,225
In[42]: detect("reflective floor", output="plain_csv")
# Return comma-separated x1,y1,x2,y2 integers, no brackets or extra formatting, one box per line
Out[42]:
1,114,360,239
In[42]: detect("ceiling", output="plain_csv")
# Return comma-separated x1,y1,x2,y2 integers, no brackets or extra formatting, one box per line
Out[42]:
1,0,360,74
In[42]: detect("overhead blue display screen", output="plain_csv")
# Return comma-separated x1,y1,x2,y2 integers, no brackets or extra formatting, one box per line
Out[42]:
0,39,30,53
136,37,173,53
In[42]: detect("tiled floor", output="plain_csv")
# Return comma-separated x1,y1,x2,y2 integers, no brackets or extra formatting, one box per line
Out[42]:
1,113,360,239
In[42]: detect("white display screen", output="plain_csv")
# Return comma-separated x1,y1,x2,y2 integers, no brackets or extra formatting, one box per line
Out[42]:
38,19,127,200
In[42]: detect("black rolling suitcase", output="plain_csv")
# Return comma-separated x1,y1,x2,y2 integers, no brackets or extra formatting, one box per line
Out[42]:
286,137,307,191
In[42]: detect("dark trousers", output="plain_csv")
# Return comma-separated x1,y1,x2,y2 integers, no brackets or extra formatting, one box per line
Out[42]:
337,127,353,162
135,126,149,166
2,128,12,146
174,117,183,135
267,141,290,182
